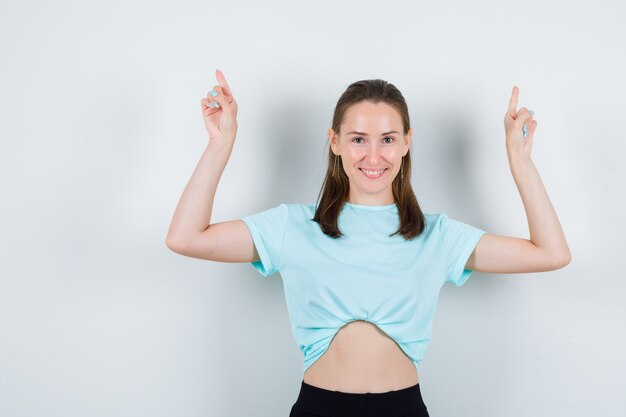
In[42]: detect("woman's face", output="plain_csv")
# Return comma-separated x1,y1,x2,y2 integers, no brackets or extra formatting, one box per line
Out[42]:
329,101,413,205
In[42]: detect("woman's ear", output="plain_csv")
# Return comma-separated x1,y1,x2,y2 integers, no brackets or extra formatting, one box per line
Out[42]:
404,128,413,155
328,127,339,155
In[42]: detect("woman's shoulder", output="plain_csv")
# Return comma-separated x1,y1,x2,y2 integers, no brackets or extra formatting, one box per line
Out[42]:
423,212,448,229
423,212,443,222
283,201,317,217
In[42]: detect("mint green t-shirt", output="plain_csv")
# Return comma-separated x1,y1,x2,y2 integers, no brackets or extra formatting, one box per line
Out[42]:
241,201,486,374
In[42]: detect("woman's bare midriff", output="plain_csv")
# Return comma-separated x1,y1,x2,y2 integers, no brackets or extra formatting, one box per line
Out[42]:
302,320,419,393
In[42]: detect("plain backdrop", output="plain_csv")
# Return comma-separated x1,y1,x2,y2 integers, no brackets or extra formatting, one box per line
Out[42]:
1,0,625,416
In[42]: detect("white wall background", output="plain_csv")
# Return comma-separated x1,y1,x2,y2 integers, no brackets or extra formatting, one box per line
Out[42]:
1,0,624,416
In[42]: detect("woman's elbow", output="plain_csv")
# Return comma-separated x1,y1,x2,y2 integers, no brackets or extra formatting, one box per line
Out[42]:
165,234,186,253
554,251,572,269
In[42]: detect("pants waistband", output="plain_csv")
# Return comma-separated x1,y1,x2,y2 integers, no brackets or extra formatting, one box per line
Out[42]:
294,380,427,417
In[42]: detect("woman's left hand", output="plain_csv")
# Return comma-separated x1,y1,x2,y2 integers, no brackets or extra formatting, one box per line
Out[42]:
504,86,537,162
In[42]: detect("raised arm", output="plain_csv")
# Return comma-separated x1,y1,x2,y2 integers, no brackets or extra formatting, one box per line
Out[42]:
466,86,571,274
165,69,260,264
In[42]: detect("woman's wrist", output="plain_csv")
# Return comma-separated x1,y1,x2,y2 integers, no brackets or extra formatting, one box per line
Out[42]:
208,131,236,150
507,150,533,177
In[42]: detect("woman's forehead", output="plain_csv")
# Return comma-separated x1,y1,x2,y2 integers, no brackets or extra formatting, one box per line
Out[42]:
342,104,402,133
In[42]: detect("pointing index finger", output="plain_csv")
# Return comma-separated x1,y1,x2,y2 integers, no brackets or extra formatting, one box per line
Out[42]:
508,85,519,118
216,69,233,97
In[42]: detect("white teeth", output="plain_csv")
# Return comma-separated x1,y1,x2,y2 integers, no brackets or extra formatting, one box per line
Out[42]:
360,168,386,178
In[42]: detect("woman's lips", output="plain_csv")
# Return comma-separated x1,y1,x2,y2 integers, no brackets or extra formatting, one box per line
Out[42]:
359,168,388,179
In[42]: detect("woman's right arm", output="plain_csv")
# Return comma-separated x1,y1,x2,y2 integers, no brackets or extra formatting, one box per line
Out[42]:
165,69,260,263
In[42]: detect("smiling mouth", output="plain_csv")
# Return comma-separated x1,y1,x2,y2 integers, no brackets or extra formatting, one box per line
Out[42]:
359,168,388,179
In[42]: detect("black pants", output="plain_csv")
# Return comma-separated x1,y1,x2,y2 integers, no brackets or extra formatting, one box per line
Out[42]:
289,380,430,417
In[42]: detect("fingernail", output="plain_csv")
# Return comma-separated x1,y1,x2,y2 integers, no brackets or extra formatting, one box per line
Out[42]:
209,90,218,97
523,124,528,137
214,102,220,108
208,102,214,108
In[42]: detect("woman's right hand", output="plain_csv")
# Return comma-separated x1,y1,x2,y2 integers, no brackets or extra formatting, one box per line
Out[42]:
201,69,238,142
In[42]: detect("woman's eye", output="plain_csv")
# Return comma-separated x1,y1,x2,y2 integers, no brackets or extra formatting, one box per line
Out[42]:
352,137,394,144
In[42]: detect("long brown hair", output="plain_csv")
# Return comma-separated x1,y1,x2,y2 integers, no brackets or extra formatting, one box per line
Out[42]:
312,79,426,240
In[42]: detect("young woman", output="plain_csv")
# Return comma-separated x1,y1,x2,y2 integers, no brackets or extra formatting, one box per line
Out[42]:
166,69,571,417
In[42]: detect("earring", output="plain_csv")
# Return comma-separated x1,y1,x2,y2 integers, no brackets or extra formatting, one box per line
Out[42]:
332,156,338,177
400,156,404,181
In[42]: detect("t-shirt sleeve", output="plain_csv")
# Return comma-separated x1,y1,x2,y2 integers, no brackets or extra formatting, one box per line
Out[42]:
241,203,289,277
439,213,487,287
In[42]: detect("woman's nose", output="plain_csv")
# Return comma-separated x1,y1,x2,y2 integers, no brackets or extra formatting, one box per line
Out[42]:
366,145,382,161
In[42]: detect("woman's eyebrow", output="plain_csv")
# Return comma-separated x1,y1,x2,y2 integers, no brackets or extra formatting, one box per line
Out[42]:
346,131,400,136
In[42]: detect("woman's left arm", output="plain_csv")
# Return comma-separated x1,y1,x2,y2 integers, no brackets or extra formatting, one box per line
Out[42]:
466,86,572,274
